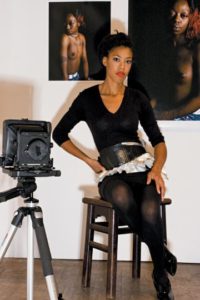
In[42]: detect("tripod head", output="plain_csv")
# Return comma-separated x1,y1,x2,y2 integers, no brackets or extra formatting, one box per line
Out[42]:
0,177,37,203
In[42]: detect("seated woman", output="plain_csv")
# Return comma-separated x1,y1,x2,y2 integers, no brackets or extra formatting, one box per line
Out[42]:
53,32,177,300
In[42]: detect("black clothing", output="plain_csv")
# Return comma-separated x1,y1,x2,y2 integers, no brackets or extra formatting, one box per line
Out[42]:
98,171,165,278
53,83,167,283
53,85,164,150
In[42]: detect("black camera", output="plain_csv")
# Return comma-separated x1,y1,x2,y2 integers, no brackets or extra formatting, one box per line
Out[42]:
0,119,60,178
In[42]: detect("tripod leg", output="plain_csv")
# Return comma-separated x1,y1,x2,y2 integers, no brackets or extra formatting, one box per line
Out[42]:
27,213,34,300
0,208,26,260
31,206,62,300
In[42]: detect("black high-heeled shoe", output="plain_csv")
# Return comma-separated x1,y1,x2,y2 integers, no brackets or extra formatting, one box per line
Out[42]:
164,245,177,276
152,271,174,300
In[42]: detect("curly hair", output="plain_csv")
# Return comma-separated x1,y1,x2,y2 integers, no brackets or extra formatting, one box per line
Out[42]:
65,10,85,28
98,32,134,65
167,0,200,41
186,8,200,40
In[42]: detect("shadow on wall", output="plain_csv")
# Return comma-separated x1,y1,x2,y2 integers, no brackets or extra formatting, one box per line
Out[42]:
0,80,34,258
0,80,33,132
0,80,33,187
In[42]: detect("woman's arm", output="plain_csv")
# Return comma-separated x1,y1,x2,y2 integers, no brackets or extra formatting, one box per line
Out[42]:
53,92,104,173
81,35,89,80
60,35,70,80
146,142,167,200
60,139,104,173
138,93,167,199
153,96,200,120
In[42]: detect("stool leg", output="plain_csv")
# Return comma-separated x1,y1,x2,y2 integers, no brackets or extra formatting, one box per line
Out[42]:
106,209,118,299
132,234,141,278
161,205,167,244
82,204,94,287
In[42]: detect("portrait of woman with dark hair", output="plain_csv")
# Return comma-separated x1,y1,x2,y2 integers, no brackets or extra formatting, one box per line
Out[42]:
60,10,89,80
129,0,200,120
49,2,110,81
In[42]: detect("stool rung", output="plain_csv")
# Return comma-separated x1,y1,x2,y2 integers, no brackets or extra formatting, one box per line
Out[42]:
89,241,108,252
90,223,109,234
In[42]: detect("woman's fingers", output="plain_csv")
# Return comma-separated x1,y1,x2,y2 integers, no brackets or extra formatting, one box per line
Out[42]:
147,171,166,199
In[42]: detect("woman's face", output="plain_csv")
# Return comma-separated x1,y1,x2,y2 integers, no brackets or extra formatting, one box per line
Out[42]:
169,0,190,36
103,46,133,83
65,14,79,35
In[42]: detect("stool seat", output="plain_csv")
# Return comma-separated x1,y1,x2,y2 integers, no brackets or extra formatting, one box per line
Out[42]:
82,196,172,299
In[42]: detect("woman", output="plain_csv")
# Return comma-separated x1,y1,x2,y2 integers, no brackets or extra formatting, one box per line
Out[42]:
60,11,89,80
53,32,176,299
152,0,200,120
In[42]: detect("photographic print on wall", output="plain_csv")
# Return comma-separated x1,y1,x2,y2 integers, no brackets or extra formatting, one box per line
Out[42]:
128,0,200,120
49,1,110,81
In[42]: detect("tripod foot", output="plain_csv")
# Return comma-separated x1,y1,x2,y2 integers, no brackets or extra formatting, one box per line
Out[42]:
58,293,64,299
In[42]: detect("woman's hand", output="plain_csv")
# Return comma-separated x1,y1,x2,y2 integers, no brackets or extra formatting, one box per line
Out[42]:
148,142,167,200
85,158,105,173
146,169,166,200
60,140,105,174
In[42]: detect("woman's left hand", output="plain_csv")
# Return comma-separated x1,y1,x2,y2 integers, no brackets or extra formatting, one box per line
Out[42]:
146,169,166,200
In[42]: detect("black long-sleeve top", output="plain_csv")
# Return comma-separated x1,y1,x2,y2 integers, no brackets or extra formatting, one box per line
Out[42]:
53,85,164,151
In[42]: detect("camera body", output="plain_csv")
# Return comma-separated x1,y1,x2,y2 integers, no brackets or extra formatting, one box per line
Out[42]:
0,119,59,177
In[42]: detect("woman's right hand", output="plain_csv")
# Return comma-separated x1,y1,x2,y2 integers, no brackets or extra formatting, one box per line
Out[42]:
85,158,105,173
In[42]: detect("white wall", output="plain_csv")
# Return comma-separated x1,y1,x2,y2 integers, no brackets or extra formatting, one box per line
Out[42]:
0,0,200,263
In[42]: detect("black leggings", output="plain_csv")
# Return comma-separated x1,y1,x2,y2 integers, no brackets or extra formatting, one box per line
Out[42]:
98,171,165,276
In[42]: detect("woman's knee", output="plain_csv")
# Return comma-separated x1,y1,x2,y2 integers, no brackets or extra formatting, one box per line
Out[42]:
99,177,134,211
141,185,161,224
142,202,160,224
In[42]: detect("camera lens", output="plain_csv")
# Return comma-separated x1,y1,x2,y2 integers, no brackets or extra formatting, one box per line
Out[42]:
25,139,49,161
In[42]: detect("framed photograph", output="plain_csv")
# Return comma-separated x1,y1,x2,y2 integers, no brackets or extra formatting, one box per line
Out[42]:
49,1,111,81
128,0,200,121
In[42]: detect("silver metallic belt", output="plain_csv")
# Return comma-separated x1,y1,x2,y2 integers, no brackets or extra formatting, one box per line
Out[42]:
99,142,146,170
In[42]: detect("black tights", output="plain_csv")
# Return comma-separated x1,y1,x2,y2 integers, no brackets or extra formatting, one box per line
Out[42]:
99,171,165,277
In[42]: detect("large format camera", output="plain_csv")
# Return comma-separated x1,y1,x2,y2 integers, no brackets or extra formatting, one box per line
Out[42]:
0,119,60,178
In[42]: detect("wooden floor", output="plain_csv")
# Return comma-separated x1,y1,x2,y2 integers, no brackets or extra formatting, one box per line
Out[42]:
0,259,199,299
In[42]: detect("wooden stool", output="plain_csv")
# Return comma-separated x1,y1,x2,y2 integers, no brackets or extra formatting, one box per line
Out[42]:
82,196,172,299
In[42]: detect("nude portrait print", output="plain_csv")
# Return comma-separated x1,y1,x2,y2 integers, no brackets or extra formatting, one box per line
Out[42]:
49,2,110,81
128,0,200,120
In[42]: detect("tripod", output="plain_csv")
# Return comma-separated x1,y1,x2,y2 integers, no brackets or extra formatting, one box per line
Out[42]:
0,177,63,300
